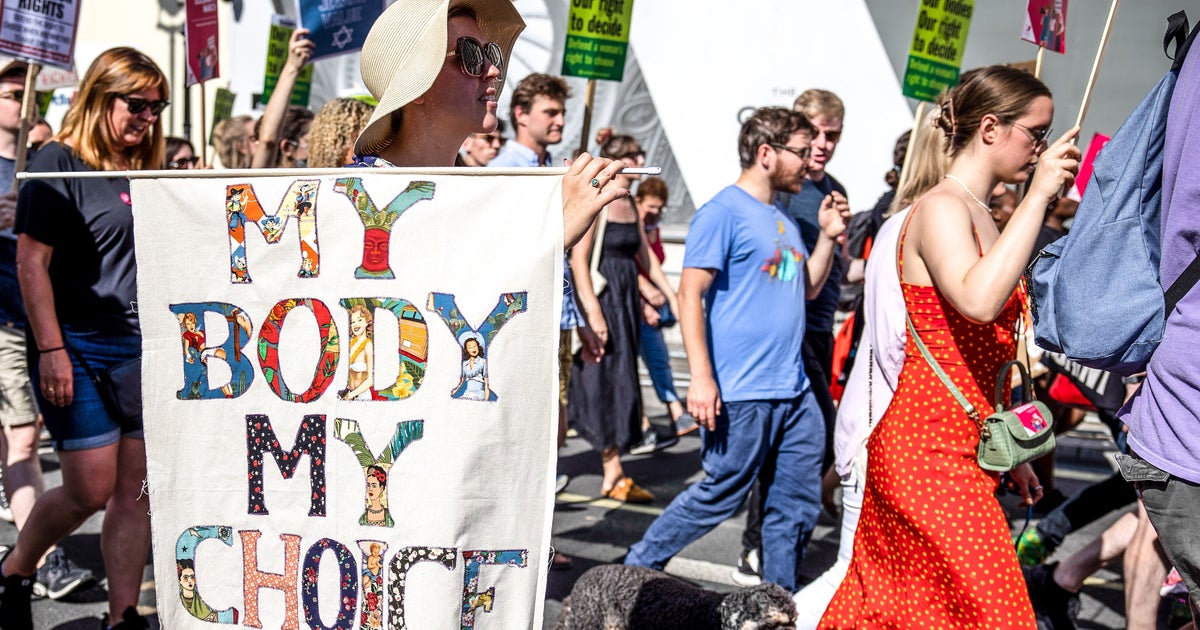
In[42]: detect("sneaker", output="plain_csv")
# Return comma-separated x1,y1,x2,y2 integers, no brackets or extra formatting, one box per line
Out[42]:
1015,528,1049,568
0,548,35,630
1022,562,1079,630
731,548,763,586
674,412,699,436
102,606,150,630
628,429,678,456
33,548,95,600
554,474,570,494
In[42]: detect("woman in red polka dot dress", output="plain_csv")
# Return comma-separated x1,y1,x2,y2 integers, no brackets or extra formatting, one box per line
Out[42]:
818,66,1081,628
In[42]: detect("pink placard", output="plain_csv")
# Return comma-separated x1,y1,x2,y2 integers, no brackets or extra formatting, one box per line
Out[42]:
1021,0,1069,54
185,0,220,87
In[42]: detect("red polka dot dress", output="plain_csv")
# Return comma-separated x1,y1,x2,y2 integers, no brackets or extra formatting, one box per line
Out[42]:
818,212,1035,629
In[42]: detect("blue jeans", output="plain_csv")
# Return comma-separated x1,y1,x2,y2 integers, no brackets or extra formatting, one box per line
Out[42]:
625,394,824,591
638,321,679,404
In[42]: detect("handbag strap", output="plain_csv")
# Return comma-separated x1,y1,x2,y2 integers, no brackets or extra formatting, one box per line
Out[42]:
993,360,1033,409
905,313,989,439
60,335,105,389
589,206,609,277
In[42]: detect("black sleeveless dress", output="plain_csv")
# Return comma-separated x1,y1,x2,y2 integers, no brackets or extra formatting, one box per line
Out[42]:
569,221,643,452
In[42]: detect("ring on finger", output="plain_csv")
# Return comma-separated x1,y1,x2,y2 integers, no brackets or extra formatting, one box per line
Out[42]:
589,178,601,188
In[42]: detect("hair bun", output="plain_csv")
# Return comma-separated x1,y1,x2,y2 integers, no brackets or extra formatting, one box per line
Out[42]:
595,127,613,145
932,96,956,139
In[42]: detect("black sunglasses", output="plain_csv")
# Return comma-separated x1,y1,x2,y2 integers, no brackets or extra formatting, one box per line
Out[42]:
447,37,503,78
169,156,200,169
117,94,169,116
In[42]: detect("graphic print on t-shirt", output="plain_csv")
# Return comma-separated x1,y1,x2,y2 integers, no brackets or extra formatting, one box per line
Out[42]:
761,220,805,282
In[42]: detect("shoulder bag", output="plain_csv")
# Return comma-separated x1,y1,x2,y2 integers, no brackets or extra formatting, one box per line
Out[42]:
906,314,1055,472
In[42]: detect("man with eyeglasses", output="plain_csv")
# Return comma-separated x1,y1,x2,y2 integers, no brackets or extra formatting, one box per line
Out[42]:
732,88,851,586
0,56,96,603
625,107,848,592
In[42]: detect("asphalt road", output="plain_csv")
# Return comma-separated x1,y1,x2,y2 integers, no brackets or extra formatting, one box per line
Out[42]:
0,369,1164,630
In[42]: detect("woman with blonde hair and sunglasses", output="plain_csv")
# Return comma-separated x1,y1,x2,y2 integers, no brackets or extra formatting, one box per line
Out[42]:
4,47,169,630
349,0,626,249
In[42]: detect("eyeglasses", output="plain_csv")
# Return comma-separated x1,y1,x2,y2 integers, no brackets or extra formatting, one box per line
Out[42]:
0,90,24,103
116,94,169,116
284,138,309,151
771,144,812,160
1010,122,1052,150
447,36,503,78
168,156,200,169
619,150,645,162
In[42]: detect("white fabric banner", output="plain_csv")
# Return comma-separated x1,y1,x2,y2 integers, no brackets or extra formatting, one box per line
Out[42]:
132,171,563,630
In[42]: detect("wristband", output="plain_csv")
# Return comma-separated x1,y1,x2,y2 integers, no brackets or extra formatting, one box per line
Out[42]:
38,346,65,354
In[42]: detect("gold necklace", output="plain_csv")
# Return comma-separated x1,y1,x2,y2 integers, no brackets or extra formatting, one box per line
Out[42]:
944,174,992,214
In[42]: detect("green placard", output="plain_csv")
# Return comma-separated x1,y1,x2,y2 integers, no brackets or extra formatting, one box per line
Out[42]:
901,0,975,102
561,0,634,81
262,16,314,107
209,88,236,146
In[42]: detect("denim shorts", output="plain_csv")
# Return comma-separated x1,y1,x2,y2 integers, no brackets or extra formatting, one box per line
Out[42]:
32,327,143,451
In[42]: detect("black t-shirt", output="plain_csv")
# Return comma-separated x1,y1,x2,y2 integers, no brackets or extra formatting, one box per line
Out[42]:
15,142,139,335
780,173,847,334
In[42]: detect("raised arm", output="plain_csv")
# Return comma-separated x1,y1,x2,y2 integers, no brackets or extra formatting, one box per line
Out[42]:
913,129,1080,322
252,28,313,169
804,191,850,299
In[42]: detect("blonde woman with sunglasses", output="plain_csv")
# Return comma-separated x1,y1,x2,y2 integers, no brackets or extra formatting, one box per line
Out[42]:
5,47,170,630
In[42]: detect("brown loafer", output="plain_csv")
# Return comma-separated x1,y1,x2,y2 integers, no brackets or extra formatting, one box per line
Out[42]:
603,477,654,504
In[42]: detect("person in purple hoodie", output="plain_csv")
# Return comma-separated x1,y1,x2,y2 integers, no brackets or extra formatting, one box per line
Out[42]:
1117,25,1200,620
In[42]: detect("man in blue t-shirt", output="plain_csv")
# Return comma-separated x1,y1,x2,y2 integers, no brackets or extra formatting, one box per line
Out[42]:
624,107,849,591
735,89,850,583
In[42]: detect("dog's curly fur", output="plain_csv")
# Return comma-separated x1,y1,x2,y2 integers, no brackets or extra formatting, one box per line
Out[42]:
552,564,797,630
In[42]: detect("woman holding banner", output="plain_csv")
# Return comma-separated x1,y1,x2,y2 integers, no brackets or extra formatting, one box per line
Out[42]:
2,47,168,630
349,0,628,250
819,65,1080,628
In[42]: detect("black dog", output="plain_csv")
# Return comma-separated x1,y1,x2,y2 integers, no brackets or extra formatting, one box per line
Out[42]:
552,564,797,630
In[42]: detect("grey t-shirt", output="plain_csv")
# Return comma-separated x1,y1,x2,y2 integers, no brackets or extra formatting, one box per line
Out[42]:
15,142,139,336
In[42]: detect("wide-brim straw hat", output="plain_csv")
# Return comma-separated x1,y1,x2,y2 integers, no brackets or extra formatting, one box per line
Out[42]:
354,0,525,157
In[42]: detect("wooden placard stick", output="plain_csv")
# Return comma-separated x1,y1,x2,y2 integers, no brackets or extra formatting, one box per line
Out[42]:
1074,0,1121,135
13,62,41,190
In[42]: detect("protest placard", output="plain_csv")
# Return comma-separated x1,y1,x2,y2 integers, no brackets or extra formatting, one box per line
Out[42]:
133,170,564,629
1021,0,1069,54
901,0,975,102
562,0,634,81
261,15,314,108
295,0,383,61
0,0,80,68
209,87,236,147
1076,132,1110,197
185,0,221,86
